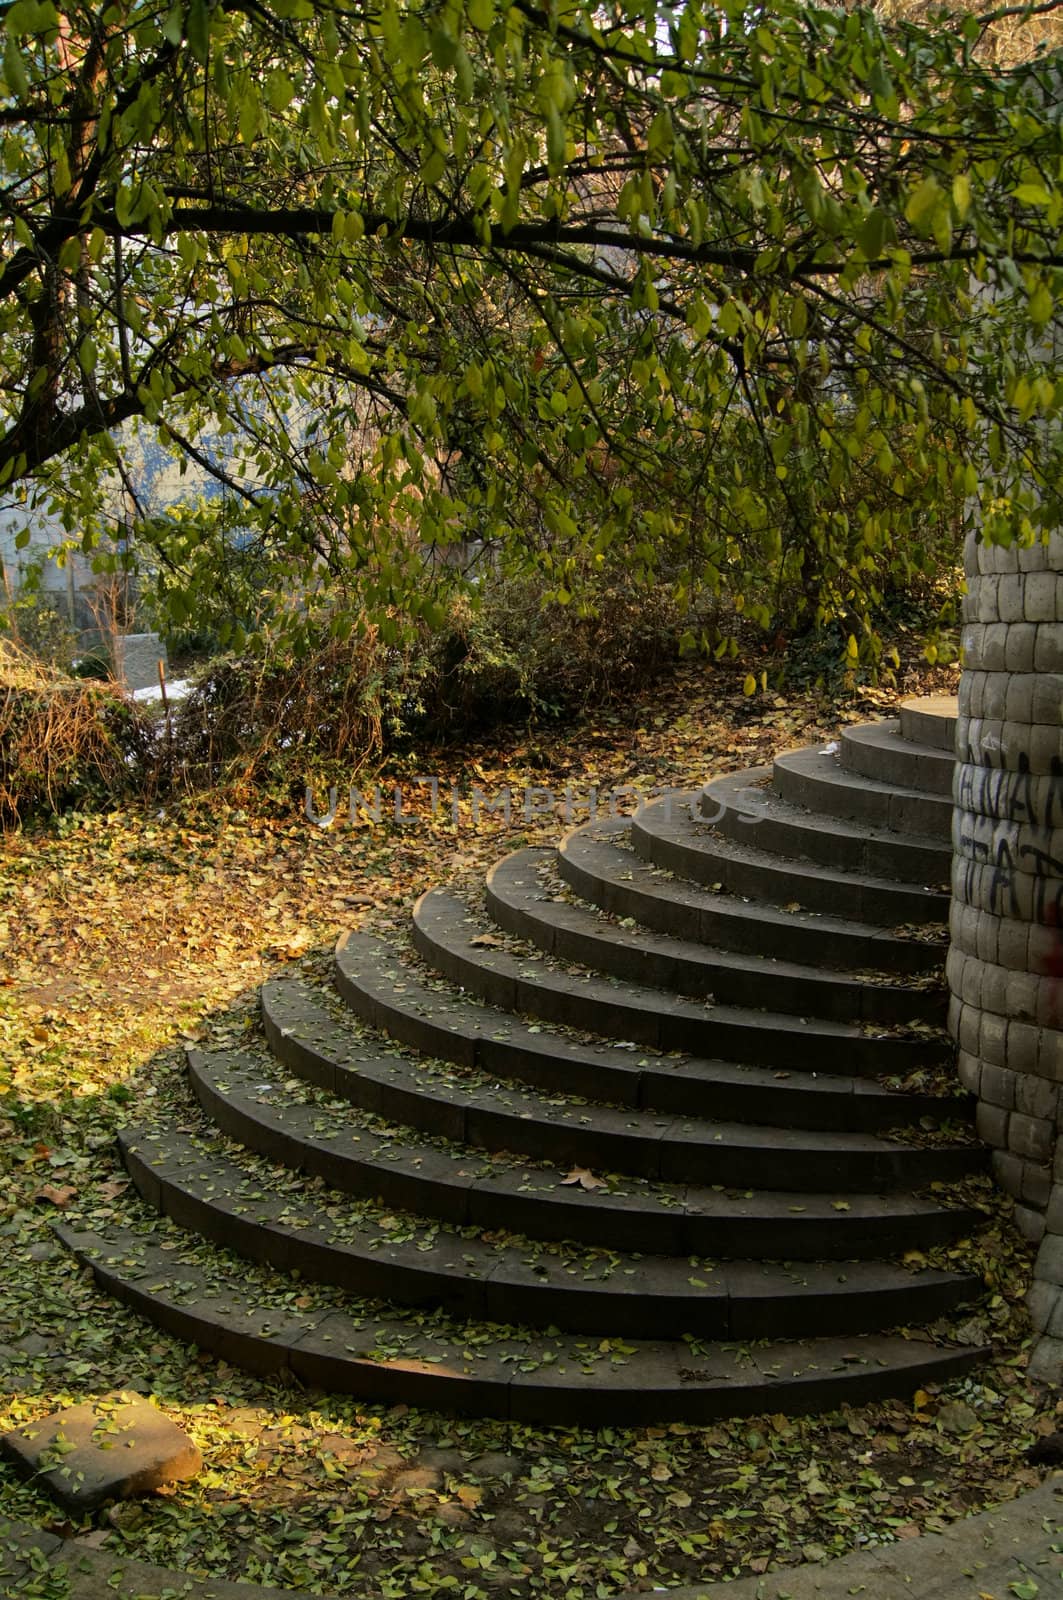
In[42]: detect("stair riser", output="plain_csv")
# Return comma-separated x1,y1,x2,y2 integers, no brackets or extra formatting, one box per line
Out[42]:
840,730,955,796
412,915,946,1077
486,876,945,1028
62,1232,987,1424
772,760,953,841
900,702,957,751
707,801,952,886
558,837,942,976
632,817,947,923
122,1144,980,1342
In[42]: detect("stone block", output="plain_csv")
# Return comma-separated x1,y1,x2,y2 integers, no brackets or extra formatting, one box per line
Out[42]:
975,578,999,623
995,917,1031,973
1035,1231,1063,1285
0,1392,201,1513
1021,1160,1053,1210
980,1010,1009,1068
979,1062,1016,1109
1007,969,1044,1026
1024,569,1059,622
1046,1184,1063,1232
1004,623,1038,673
1014,1203,1047,1244
990,1146,1022,1194
957,1050,982,1095
1039,1028,1063,1085
957,998,980,1056
997,573,1026,623
983,624,1011,670
1033,673,1063,724
1028,1332,1063,1382
1024,724,1063,774
1015,1073,1059,1123
1004,673,1036,724
1027,1278,1059,1332
1007,1020,1041,1076
1034,623,1063,674
1016,538,1050,573
1048,1296,1063,1341
981,674,1007,720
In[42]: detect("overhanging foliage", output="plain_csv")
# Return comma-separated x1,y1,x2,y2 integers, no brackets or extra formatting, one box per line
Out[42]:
0,0,1059,652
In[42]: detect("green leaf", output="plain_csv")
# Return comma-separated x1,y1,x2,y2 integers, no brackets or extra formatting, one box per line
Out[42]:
1012,183,1051,207
1028,283,1053,327
186,0,209,63
856,209,886,260
905,176,942,229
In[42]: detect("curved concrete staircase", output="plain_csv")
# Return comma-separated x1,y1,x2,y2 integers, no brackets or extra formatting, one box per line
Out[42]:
60,698,1000,1423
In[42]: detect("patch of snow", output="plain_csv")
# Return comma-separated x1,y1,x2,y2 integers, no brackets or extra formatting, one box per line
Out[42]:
132,677,192,703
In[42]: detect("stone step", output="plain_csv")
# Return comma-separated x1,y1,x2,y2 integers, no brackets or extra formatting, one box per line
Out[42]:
412,889,946,1076
118,1126,982,1340
557,818,943,975
772,747,954,841
699,770,952,884
632,795,950,924
260,984,984,1192
189,1049,981,1259
485,847,944,1027
840,721,956,797
331,939,962,1133
56,1226,990,1424
900,696,959,753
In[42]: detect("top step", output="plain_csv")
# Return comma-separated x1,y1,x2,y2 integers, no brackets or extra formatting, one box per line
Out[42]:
899,696,958,753
840,722,955,798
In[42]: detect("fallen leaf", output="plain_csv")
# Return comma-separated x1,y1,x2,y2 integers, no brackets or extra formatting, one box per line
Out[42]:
560,1167,606,1191
34,1183,77,1208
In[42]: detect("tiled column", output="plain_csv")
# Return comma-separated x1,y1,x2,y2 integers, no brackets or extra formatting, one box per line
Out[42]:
949,530,1063,1378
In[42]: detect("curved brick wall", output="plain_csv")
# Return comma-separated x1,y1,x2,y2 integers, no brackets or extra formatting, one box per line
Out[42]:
950,530,1063,1379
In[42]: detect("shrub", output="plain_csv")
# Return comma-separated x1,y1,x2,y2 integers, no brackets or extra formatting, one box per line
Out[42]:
169,626,397,798
414,572,707,734
0,640,152,826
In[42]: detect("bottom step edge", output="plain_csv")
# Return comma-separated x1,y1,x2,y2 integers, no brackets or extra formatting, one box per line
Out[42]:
55,1223,989,1426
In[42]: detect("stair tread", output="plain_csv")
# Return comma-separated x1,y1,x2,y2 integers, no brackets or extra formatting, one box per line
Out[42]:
774,746,955,819
412,887,944,1073
118,1122,981,1340
840,722,955,797
191,1045,981,1259
558,818,944,974
331,936,963,1133
255,990,985,1196
632,793,951,914
772,748,953,844
487,846,943,1025
57,1224,990,1423
701,771,951,873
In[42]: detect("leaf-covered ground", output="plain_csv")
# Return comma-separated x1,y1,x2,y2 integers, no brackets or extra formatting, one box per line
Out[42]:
0,659,1057,1598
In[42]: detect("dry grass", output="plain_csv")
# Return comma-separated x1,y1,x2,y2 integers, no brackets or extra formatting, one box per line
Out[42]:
0,639,150,826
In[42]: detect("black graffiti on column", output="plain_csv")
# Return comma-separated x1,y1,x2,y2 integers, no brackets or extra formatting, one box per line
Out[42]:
956,753,1063,830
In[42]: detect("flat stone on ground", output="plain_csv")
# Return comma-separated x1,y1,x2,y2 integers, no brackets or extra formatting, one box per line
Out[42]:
0,1391,201,1513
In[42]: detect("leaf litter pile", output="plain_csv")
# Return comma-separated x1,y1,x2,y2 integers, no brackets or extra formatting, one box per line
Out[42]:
0,659,1058,1598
